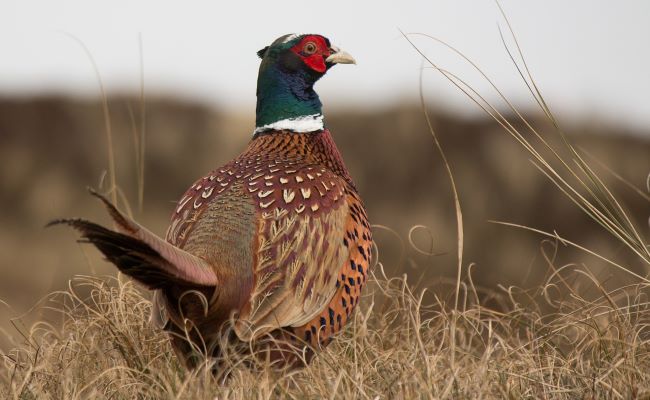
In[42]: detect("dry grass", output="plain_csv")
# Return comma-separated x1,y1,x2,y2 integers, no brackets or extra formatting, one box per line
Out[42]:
2,256,650,399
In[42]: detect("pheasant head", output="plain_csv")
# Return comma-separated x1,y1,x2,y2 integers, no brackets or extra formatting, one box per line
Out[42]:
255,34,356,134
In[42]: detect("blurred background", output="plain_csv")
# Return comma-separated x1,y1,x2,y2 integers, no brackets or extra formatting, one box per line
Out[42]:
1,1,649,348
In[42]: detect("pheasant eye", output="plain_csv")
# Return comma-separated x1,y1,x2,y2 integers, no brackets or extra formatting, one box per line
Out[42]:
303,42,317,55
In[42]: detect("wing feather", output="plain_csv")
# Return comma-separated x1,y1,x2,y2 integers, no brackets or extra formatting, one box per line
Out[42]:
234,170,350,340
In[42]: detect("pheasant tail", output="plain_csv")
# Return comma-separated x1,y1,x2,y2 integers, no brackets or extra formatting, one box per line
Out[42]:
48,190,219,289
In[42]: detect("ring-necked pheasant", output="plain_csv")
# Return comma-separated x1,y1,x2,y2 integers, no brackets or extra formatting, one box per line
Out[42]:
52,33,372,370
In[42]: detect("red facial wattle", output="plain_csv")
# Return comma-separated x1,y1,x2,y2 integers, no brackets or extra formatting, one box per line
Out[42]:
302,53,327,73
290,35,331,74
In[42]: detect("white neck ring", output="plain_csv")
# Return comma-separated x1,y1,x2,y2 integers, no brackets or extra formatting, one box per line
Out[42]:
254,113,324,134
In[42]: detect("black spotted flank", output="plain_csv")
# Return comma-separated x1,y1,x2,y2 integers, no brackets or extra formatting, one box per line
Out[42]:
320,317,327,328
305,330,312,342
328,308,335,325
343,237,349,247
350,260,357,271
358,245,368,261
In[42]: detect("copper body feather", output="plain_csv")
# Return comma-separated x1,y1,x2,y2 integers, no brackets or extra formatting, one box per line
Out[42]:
154,129,372,365
54,128,371,368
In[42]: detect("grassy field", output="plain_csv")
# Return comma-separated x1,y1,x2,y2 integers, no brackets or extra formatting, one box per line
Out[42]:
3,260,650,398
2,29,650,399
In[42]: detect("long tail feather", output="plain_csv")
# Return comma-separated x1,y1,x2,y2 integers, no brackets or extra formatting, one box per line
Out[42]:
49,189,218,288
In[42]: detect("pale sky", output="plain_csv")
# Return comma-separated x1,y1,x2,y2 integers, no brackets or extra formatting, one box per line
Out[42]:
1,0,649,130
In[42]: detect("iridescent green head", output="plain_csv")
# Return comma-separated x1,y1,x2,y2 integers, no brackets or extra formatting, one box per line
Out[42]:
254,34,355,134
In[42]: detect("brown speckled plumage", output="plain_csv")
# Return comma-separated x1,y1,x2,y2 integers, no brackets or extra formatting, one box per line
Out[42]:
55,129,372,369
163,129,372,359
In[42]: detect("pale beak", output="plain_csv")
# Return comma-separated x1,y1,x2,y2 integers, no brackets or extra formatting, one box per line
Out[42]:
325,45,356,65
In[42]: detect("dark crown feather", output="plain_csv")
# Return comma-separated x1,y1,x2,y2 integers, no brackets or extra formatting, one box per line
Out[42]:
257,46,269,59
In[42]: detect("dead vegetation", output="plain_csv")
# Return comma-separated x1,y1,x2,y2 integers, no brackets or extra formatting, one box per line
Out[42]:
2,253,650,399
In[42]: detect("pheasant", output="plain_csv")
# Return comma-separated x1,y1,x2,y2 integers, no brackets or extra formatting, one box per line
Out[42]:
52,33,372,370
